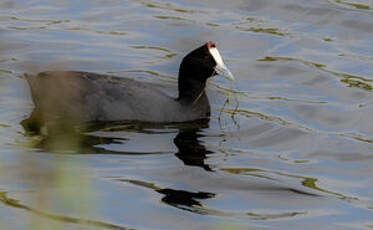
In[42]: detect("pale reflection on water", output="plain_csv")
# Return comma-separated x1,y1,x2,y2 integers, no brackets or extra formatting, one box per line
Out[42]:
1,0,373,229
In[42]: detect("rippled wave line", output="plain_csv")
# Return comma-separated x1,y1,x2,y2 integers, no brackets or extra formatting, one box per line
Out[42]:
0,57,17,63
235,26,289,37
129,45,178,58
4,16,71,31
0,68,13,74
327,0,372,10
358,100,373,108
0,192,136,230
258,56,373,91
220,168,358,200
278,154,310,164
119,178,307,220
153,15,193,22
338,53,373,62
9,16,70,25
211,81,329,104
135,0,203,14
66,27,127,36
215,105,373,145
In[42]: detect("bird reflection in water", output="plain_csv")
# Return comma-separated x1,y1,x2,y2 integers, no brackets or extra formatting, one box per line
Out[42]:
21,116,217,213
21,114,127,154
174,126,213,171
120,179,216,215
22,113,214,172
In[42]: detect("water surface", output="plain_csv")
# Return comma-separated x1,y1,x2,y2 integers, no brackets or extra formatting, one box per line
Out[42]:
1,0,373,229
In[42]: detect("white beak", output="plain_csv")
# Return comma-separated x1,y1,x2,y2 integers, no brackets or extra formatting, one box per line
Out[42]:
209,47,235,81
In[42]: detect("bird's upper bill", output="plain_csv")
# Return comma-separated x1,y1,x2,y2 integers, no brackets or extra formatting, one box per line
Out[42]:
206,41,235,81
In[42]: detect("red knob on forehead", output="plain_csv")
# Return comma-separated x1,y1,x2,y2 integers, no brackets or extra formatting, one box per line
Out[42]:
206,41,216,49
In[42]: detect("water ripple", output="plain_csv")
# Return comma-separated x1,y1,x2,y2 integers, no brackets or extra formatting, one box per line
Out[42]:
258,56,373,91
328,0,373,10
0,192,136,230
220,167,358,200
119,178,308,220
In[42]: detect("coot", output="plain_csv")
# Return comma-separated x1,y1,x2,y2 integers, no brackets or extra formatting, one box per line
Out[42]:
25,41,234,124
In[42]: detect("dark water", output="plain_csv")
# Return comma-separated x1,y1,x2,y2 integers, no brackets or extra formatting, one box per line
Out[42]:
1,0,373,229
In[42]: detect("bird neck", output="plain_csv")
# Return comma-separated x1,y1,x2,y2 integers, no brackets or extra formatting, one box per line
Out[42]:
177,73,207,105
